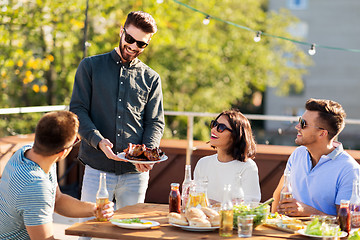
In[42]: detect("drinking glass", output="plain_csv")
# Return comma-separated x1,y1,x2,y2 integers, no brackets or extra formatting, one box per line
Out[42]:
237,215,254,238
322,224,340,240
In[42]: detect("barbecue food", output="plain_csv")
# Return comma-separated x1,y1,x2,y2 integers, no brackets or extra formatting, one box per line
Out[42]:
123,143,164,161
144,147,163,161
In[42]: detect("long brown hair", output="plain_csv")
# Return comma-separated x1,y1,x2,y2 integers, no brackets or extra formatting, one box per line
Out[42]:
213,109,256,162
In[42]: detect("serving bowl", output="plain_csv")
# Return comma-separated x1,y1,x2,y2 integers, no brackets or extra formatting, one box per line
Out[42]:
233,202,270,229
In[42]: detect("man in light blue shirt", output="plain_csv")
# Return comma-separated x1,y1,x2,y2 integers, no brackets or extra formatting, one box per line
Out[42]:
272,98,360,216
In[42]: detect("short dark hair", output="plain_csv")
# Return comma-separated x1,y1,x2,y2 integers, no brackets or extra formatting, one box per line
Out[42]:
305,98,346,139
33,111,79,156
213,109,256,162
124,11,157,34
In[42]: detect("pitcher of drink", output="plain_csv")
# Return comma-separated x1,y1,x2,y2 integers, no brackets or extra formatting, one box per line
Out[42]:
186,179,209,210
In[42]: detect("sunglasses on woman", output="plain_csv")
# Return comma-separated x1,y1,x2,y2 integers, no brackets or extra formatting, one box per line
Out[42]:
298,117,325,131
123,28,149,48
210,120,232,133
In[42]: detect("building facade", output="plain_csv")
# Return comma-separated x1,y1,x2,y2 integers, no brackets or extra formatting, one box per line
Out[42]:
265,0,360,148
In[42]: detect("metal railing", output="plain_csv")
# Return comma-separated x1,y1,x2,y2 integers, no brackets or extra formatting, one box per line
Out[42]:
2,105,360,165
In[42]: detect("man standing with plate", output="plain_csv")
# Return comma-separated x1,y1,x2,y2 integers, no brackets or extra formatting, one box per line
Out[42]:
70,11,164,214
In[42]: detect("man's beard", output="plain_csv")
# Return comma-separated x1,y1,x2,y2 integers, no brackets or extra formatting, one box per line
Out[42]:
119,38,141,62
295,134,317,147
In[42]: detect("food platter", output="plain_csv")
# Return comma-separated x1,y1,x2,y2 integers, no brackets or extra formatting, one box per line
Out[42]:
169,223,219,232
264,215,306,233
110,219,160,229
117,152,168,164
297,229,348,238
263,223,297,233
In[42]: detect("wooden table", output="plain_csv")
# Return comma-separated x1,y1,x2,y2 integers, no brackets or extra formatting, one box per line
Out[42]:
65,203,310,239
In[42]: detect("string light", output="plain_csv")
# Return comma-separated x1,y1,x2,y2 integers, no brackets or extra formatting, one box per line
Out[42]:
254,31,262,42
203,15,210,25
173,0,360,54
308,44,316,55
156,0,164,3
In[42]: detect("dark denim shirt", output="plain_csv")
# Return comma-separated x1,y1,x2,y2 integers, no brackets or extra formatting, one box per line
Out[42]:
70,49,165,175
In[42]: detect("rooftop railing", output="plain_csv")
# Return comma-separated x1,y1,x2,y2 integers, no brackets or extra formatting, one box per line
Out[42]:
2,105,360,165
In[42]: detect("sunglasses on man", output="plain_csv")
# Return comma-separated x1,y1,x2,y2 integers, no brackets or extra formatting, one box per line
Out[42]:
123,28,149,48
298,117,326,131
210,120,233,133
64,136,81,150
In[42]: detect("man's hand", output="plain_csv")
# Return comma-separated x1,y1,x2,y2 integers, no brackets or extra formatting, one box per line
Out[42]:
94,201,115,221
98,139,127,162
278,198,323,217
134,163,154,172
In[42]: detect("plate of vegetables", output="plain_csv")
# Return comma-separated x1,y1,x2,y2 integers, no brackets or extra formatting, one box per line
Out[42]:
110,218,160,229
349,229,360,240
297,217,347,238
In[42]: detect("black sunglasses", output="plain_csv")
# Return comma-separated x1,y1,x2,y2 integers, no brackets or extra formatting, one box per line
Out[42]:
64,136,81,150
210,120,232,133
123,28,149,48
298,117,325,131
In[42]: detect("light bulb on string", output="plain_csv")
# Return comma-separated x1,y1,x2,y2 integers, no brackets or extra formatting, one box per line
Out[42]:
254,31,262,42
203,15,210,25
156,0,163,3
308,44,316,55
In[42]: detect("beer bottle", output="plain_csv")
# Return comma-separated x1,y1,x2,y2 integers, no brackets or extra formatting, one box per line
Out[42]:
96,172,109,221
350,179,360,228
280,169,293,201
232,173,244,206
219,184,233,237
181,165,192,212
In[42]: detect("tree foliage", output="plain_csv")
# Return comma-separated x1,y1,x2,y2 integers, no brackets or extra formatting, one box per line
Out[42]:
0,0,311,139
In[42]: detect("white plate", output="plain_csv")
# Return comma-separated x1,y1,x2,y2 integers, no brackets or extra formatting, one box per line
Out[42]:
169,223,219,232
117,152,168,164
297,229,348,238
110,219,160,229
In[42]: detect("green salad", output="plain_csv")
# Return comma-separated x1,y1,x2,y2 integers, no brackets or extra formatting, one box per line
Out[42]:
305,217,341,236
233,203,270,228
349,231,360,240
111,218,143,224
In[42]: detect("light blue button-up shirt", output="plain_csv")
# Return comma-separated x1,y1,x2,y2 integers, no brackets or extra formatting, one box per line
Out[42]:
285,142,360,215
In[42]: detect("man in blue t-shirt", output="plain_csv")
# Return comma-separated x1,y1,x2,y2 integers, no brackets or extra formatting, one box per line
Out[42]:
0,111,114,240
272,98,360,216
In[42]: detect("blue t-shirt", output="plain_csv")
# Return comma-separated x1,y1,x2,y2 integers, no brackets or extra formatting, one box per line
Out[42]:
286,142,360,215
0,145,57,240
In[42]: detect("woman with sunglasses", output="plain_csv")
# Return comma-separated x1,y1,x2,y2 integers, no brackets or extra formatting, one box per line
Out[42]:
194,109,261,204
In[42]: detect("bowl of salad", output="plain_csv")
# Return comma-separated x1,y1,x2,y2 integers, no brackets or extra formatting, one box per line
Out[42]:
233,201,271,229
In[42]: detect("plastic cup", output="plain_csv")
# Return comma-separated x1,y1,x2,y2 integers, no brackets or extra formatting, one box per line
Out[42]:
322,224,340,240
237,215,254,238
